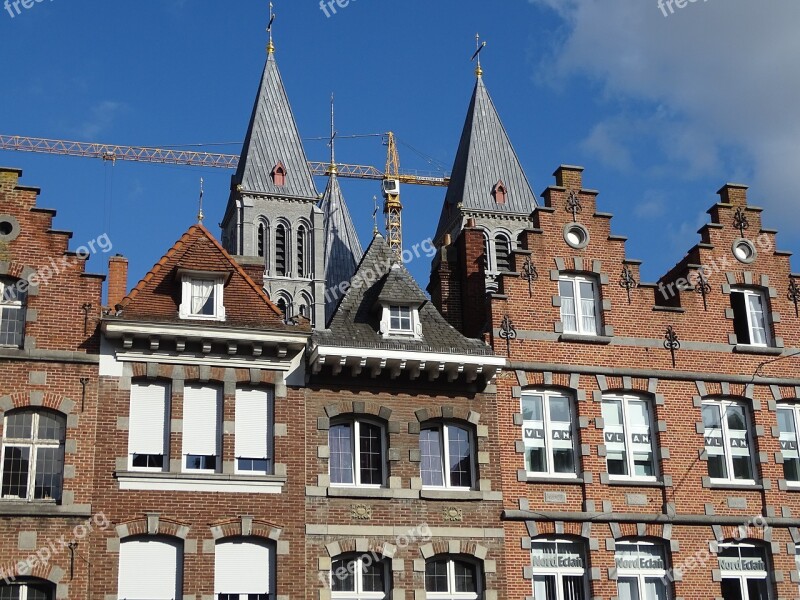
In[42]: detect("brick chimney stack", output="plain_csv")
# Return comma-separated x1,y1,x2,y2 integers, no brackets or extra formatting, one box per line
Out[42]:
107,255,128,309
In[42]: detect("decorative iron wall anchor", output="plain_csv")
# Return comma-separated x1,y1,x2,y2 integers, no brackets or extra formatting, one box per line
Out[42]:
499,314,517,357
565,190,583,222
733,207,750,238
522,256,538,298
619,266,638,305
789,276,800,317
664,326,681,368
694,270,711,311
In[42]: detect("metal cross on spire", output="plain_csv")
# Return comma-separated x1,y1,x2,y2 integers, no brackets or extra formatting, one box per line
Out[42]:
197,177,205,224
267,2,276,54
472,33,486,78
328,93,337,174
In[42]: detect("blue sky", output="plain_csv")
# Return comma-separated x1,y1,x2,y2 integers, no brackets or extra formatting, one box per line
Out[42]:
1,0,798,296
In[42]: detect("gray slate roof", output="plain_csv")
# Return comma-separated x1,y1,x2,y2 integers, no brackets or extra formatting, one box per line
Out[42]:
315,233,494,356
434,76,538,242
233,53,318,199
319,174,363,325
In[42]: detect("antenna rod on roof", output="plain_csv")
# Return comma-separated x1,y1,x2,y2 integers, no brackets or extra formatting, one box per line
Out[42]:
328,93,337,174
197,177,205,224
267,2,276,55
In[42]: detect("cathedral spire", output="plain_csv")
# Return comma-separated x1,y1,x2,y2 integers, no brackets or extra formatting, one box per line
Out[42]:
434,72,537,245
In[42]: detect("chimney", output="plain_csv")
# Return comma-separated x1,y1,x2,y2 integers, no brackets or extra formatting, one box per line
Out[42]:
107,255,128,310
717,183,748,206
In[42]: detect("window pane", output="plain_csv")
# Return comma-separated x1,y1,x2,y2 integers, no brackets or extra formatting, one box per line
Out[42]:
523,396,546,473
533,575,557,600
0,585,21,600
1,446,30,499
361,559,385,593
720,578,743,600
37,413,65,442
559,280,577,333
34,447,63,501
726,405,747,431
747,294,768,345
528,448,546,473
4,412,33,440
358,423,383,485
644,578,668,600
579,281,597,334
602,400,627,476
453,561,477,593
191,280,215,316
732,455,754,480
553,448,575,474
522,396,544,421
563,576,586,600
617,578,640,600
331,559,355,592
425,560,448,593
447,426,472,488
746,578,769,600
420,429,444,487
781,409,800,481
550,397,571,423
329,424,354,485
704,404,727,479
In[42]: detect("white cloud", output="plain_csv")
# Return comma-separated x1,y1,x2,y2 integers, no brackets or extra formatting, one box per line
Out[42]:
74,101,127,139
529,0,800,229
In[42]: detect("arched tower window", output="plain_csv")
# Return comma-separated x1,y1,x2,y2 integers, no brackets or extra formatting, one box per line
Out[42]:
275,223,288,277
495,233,512,272
257,221,268,259
480,231,490,271
297,224,308,278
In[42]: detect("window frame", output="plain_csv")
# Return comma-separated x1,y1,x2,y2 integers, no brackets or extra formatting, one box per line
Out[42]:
0,579,56,600
730,287,772,347
601,393,659,482
127,381,171,473
179,274,226,322
777,403,800,486
234,387,274,476
529,537,590,600
420,422,476,491
493,233,512,272
717,542,771,600
702,399,757,485
425,556,482,600
329,418,387,488
558,274,600,336
330,554,391,600
181,384,222,474
214,537,275,600
520,390,579,479
117,536,183,600
614,539,671,600
0,276,26,348
380,304,421,339
0,409,65,503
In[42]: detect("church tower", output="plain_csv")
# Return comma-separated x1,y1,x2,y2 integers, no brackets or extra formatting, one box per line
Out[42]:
221,28,325,327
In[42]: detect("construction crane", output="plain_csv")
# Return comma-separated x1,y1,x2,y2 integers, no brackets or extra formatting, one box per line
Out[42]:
0,134,449,253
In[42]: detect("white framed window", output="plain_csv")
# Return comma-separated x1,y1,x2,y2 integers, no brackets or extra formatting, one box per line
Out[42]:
717,542,770,600
425,557,481,600
329,419,386,487
615,540,671,600
521,391,577,477
702,400,755,483
530,538,589,600
330,554,390,600
182,385,221,473
0,579,55,600
601,394,658,480
559,275,599,336
420,423,475,490
214,538,274,600
777,404,800,485
179,275,225,321
731,288,771,347
390,306,412,332
0,277,26,348
118,537,182,600
380,303,421,339
128,381,170,471
235,388,273,475
1,410,65,502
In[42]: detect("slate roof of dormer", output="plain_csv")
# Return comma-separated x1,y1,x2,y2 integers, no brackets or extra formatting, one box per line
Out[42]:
314,233,492,355
434,76,538,242
119,223,305,332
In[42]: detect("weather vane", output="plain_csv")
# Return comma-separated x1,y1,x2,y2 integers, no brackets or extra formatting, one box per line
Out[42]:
471,33,487,77
197,177,205,224
372,195,379,235
267,2,276,54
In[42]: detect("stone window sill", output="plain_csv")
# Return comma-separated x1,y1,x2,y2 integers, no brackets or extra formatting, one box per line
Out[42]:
704,481,764,491
523,475,585,486
559,334,613,345
0,500,92,517
605,478,667,488
420,489,500,501
733,345,783,356
327,486,419,500
115,470,285,494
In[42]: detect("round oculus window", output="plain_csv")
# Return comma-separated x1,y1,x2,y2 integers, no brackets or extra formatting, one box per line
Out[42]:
732,239,756,264
563,223,589,249
0,215,20,242
0,221,11,236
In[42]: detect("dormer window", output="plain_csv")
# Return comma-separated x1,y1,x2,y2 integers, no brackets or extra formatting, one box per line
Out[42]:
272,162,287,187
380,303,421,339
179,273,226,321
390,306,412,332
493,180,507,205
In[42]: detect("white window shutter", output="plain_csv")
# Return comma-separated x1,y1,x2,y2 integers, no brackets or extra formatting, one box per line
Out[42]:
183,385,220,457
214,539,271,595
235,388,270,460
129,382,169,457
118,538,182,600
